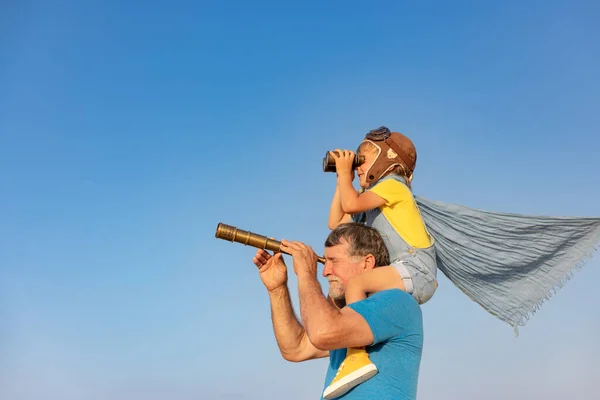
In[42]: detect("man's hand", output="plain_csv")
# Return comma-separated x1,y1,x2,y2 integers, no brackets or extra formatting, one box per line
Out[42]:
329,149,355,180
280,240,319,278
253,249,288,292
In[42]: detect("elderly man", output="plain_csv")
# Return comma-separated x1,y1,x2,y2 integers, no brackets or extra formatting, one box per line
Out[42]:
253,222,424,400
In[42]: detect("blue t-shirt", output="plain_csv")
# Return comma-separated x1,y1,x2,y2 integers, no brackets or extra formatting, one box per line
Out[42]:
320,289,423,400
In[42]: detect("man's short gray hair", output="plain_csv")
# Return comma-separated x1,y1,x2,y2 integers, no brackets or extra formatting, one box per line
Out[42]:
324,222,390,267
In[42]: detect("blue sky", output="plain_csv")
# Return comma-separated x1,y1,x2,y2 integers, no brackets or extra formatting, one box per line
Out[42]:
1,1,599,399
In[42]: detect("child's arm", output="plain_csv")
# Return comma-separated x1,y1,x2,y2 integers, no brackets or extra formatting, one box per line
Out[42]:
328,185,352,229
337,173,386,214
345,266,406,304
330,149,387,214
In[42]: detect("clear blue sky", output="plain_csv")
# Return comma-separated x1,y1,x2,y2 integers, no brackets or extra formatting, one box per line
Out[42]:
1,1,599,399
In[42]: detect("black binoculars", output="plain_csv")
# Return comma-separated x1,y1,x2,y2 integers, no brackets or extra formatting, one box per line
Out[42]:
322,151,365,172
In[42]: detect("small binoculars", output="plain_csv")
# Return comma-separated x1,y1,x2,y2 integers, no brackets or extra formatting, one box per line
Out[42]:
322,151,365,172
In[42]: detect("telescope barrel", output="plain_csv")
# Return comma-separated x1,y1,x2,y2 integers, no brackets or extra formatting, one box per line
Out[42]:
215,223,326,264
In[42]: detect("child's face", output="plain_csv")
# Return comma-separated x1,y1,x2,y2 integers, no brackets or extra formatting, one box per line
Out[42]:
356,149,378,189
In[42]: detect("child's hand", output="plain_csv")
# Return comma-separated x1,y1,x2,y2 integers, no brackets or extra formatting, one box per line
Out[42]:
330,149,356,180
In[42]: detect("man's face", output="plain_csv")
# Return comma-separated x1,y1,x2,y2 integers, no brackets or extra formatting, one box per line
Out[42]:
322,239,369,301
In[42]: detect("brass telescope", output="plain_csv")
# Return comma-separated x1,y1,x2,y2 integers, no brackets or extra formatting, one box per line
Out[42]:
215,223,326,264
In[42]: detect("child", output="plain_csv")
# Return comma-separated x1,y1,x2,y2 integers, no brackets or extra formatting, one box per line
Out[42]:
322,126,438,399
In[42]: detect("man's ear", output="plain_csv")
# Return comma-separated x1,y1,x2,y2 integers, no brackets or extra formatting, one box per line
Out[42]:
363,254,376,270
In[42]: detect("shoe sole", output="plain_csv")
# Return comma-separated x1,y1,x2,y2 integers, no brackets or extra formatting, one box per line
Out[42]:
322,364,378,399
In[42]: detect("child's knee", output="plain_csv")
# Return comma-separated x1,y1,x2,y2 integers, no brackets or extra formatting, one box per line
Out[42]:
414,278,437,304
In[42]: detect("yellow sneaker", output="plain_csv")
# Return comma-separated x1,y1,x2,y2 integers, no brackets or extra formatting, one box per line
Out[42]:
322,347,378,399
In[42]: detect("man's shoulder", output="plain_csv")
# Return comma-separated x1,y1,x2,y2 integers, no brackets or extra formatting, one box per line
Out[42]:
364,287,418,303
347,289,423,344
364,289,421,316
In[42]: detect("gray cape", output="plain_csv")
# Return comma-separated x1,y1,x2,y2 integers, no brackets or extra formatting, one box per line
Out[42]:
415,196,600,334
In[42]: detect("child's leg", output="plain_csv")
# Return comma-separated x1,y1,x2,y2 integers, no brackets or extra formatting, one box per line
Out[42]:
345,265,406,304
323,267,406,399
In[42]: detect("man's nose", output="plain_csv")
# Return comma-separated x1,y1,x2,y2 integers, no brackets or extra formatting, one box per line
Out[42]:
322,261,332,277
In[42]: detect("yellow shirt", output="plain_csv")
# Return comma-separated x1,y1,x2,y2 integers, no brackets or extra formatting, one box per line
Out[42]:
369,179,432,248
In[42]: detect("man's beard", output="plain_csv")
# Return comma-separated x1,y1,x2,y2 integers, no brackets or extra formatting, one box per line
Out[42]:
328,281,345,302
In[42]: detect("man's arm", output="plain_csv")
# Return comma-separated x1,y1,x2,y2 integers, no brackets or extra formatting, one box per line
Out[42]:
297,274,375,350
278,240,377,351
253,249,328,362
268,283,329,362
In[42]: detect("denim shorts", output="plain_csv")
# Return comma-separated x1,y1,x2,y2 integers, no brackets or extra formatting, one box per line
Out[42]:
392,249,438,305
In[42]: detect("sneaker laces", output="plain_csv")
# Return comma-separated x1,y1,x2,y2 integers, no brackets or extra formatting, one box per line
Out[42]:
332,355,358,378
